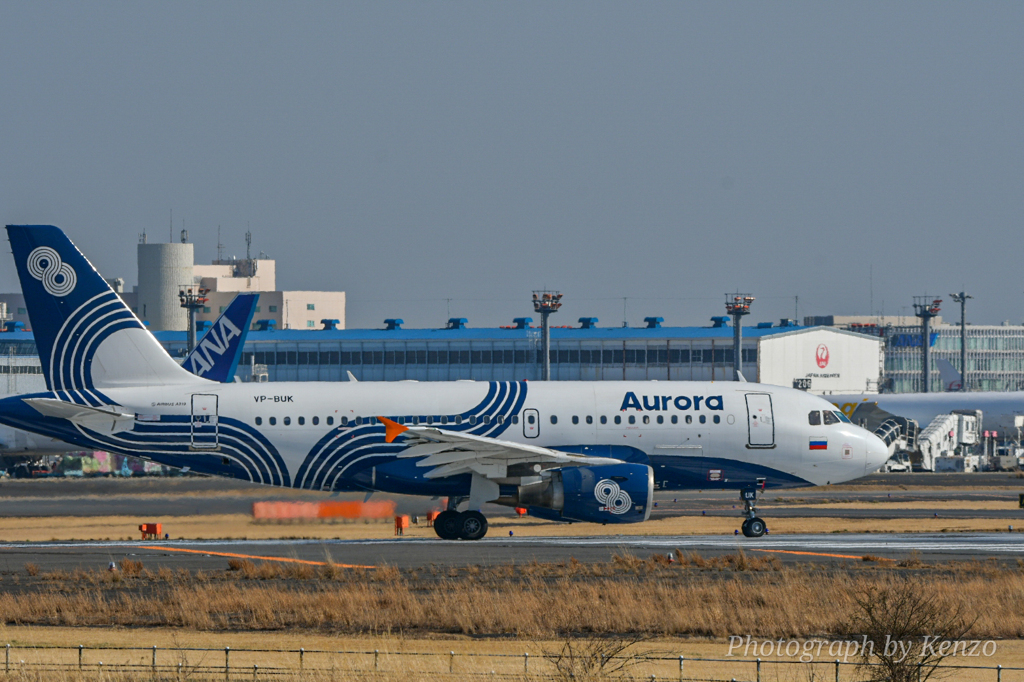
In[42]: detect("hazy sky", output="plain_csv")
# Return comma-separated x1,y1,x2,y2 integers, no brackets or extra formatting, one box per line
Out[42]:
2,3,1022,329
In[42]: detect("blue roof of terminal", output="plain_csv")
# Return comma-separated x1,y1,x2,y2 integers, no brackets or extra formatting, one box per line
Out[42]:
0,325,808,344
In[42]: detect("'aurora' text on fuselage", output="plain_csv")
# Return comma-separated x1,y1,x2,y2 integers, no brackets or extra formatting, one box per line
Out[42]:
619,392,724,412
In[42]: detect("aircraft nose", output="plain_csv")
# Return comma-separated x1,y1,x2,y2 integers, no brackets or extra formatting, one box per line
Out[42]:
864,431,890,473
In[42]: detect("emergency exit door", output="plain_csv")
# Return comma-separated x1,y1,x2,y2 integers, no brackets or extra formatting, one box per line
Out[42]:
523,409,540,438
191,394,219,450
745,393,775,447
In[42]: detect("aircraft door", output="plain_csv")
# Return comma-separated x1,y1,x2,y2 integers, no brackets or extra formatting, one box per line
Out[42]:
745,393,775,447
191,394,219,450
523,408,540,438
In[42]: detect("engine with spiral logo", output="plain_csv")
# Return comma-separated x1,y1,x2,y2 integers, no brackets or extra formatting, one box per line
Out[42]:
594,478,632,514
27,246,77,297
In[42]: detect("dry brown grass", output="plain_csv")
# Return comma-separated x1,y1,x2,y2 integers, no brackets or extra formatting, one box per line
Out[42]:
0,556,1020,642
0,512,1019,543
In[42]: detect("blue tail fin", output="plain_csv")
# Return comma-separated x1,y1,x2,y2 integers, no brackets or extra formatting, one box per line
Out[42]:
6,225,198,403
183,293,258,382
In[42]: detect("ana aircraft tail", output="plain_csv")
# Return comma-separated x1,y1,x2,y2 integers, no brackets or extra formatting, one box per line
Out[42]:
6,225,203,402
183,293,258,382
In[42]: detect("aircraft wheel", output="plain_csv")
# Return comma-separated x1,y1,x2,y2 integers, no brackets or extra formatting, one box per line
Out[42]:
459,511,489,541
742,517,767,538
434,510,462,540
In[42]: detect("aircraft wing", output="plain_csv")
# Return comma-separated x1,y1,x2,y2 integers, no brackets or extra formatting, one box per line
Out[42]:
380,416,622,479
24,398,135,434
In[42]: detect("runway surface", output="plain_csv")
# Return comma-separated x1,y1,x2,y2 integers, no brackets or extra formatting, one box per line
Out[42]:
1,532,1023,572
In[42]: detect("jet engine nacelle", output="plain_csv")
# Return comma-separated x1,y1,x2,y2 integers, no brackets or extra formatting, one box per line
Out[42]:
515,463,653,524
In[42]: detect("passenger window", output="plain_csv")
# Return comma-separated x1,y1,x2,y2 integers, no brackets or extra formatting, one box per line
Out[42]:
600,416,607,424
426,416,433,425
713,415,720,424
338,416,346,426
656,415,663,424
699,415,706,424
269,417,276,426
685,415,692,424
642,415,650,424
255,417,262,426
470,416,478,425
440,416,448,425
284,417,291,426
298,417,305,426
808,411,821,426
483,415,491,424
355,417,363,425
572,416,579,425
327,416,334,425
614,416,622,425
628,415,636,425
671,415,678,424
823,411,840,425
312,416,319,426
551,415,558,425
528,415,535,424
586,416,593,424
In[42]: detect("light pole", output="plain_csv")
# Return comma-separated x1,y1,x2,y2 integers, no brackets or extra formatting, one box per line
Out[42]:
912,296,942,393
725,294,754,381
532,291,563,381
949,292,972,392
179,285,209,354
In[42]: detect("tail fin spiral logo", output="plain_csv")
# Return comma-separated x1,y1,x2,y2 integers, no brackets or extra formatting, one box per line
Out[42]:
595,479,631,514
27,247,76,297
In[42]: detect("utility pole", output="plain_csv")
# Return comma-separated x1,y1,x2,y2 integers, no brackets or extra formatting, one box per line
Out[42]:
949,291,972,391
725,294,754,381
913,296,942,393
532,291,563,381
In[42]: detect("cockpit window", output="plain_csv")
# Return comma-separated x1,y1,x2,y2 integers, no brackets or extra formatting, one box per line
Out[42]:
834,410,852,423
808,411,821,426
823,411,840,425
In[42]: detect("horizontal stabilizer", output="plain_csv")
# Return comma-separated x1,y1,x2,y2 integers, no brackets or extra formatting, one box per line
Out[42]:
23,398,135,434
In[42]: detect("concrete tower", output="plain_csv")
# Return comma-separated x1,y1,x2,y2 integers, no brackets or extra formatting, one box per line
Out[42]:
137,234,194,331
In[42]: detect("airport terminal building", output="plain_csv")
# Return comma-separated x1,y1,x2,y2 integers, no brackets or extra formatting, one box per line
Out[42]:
0,318,883,396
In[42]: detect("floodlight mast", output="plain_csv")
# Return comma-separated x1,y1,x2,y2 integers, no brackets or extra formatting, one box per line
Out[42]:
179,285,210,354
949,292,972,392
532,291,563,381
725,294,754,381
912,296,942,393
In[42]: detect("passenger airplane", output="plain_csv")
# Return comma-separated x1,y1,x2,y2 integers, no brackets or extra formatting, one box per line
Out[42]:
0,226,888,539
0,292,258,459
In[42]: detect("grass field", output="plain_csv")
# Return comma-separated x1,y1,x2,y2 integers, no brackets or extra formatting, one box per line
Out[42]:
0,512,1020,543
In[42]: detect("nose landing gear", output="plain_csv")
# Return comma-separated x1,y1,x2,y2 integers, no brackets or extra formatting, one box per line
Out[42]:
740,484,767,538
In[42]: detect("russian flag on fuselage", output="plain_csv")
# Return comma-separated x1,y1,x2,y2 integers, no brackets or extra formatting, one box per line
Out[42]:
809,438,828,450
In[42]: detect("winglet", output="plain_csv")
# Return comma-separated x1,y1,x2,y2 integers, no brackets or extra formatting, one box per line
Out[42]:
378,416,408,443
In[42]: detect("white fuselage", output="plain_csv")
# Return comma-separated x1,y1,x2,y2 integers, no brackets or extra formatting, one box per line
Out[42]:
52,379,890,491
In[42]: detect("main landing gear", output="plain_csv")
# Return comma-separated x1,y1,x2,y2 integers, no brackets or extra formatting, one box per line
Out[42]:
740,485,767,538
434,510,489,541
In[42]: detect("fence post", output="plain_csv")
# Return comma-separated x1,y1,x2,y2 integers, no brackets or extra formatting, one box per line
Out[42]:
998,664,1003,682
152,646,157,677
299,648,304,672
678,655,683,681
253,664,258,680
524,652,528,673
225,646,230,680
374,649,379,671
5,643,8,673
78,645,83,671
756,657,761,682
450,651,455,674
835,659,840,682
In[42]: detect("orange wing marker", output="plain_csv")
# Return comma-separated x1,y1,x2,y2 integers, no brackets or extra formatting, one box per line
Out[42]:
378,416,409,443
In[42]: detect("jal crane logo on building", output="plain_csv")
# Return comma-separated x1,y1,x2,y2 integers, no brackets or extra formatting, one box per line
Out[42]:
815,344,830,369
